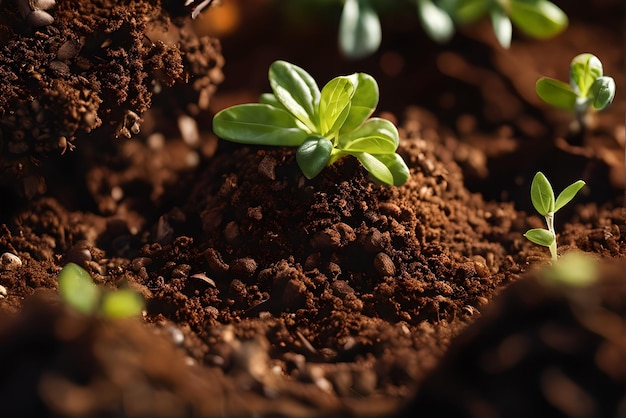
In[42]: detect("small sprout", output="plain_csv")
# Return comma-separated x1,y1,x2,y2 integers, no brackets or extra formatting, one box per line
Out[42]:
524,172,585,262
58,262,144,318
536,53,616,123
212,60,410,186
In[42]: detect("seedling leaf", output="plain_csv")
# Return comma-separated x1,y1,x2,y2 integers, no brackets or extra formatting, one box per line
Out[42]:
356,152,395,185
554,180,585,212
338,118,399,154
374,153,411,186
588,76,616,110
340,73,379,134
296,136,334,179
535,78,577,110
269,60,320,131
212,104,308,146
524,228,555,247
339,0,382,59
416,0,455,43
509,0,568,39
319,76,354,136
570,53,603,96
530,172,555,216
100,289,145,319
58,262,100,314
452,0,489,24
490,7,512,49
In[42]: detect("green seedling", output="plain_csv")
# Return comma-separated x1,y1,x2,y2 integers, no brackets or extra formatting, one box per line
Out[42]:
58,262,145,319
212,60,410,186
336,0,568,58
536,53,616,122
524,172,585,262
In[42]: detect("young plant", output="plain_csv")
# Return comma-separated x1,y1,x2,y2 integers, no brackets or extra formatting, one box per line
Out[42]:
212,60,410,186
536,53,616,123
523,172,585,262
58,262,145,319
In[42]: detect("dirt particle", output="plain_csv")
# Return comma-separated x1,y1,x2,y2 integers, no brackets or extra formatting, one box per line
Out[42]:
230,258,257,278
205,248,229,273
258,155,277,180
310,222,356,250
223,221,240,245
374,252,396,276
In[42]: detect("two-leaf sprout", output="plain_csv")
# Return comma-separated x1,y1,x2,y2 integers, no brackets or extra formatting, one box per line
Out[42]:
536,53,616,124
58,262,144,319
524,172,585,262
212,60,410,186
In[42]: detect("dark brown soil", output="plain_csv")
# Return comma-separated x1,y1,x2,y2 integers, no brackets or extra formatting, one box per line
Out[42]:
0,0,624,417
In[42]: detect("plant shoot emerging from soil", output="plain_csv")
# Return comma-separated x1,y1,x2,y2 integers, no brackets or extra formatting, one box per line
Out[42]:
58,263,144,319
212,60,410,186
524,172,585,262
536,53,616,123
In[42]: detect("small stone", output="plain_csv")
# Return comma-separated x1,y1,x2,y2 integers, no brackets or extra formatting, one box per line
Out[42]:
0,285,7,297
373,252,396,276
230,258,257,278
1,252,22,271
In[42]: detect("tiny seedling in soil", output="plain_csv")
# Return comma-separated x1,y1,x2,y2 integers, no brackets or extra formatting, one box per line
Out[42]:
58,262,144,319
536,53,616,124
212,60,410,186
524,172,585,262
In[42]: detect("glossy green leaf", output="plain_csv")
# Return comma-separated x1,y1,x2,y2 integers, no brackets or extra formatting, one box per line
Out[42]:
339,0,382,59
588,76,616,110
355,152,394,185
524,228,555,247
269,60,320,132
58,262,100,315
416,0,455,43
509,0,568,39
340,73,379,134
100,289,145,319
554,180,585,212
530,172,555,216
535,77,577,110
374,153,410,186
213,104,308,146
319,76,354,136
338,118,399,153
569,53,603,96
490,7,512,49
296,136,334,179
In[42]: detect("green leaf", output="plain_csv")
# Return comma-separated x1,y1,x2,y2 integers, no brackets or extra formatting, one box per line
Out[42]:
535,77,577,110
100,289,145,319
569,53,603,96
338,118,399,153
524,228,555,247
355,152,394,185
530,172,555,216
554,180,585,212
58,262,101,315
588,76,616,110
269,60,320,132
416,0,455,43
339,0,382,59
374,153,410,186
340,73,379,134
542,251,598,287
212,103,308,146
450,0,490,24
490,7,512,49
259,93,286,110
319,76,355,136
296,136,334,179
509,0,568,39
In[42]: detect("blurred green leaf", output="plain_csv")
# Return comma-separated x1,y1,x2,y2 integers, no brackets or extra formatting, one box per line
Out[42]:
58,263,100,315
100,289,145,319
416,0,455,43
535,77,577,110
509,0,568,39
569,53,603,96
339,0,382,59
588,76,616,110
490,7,512,48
